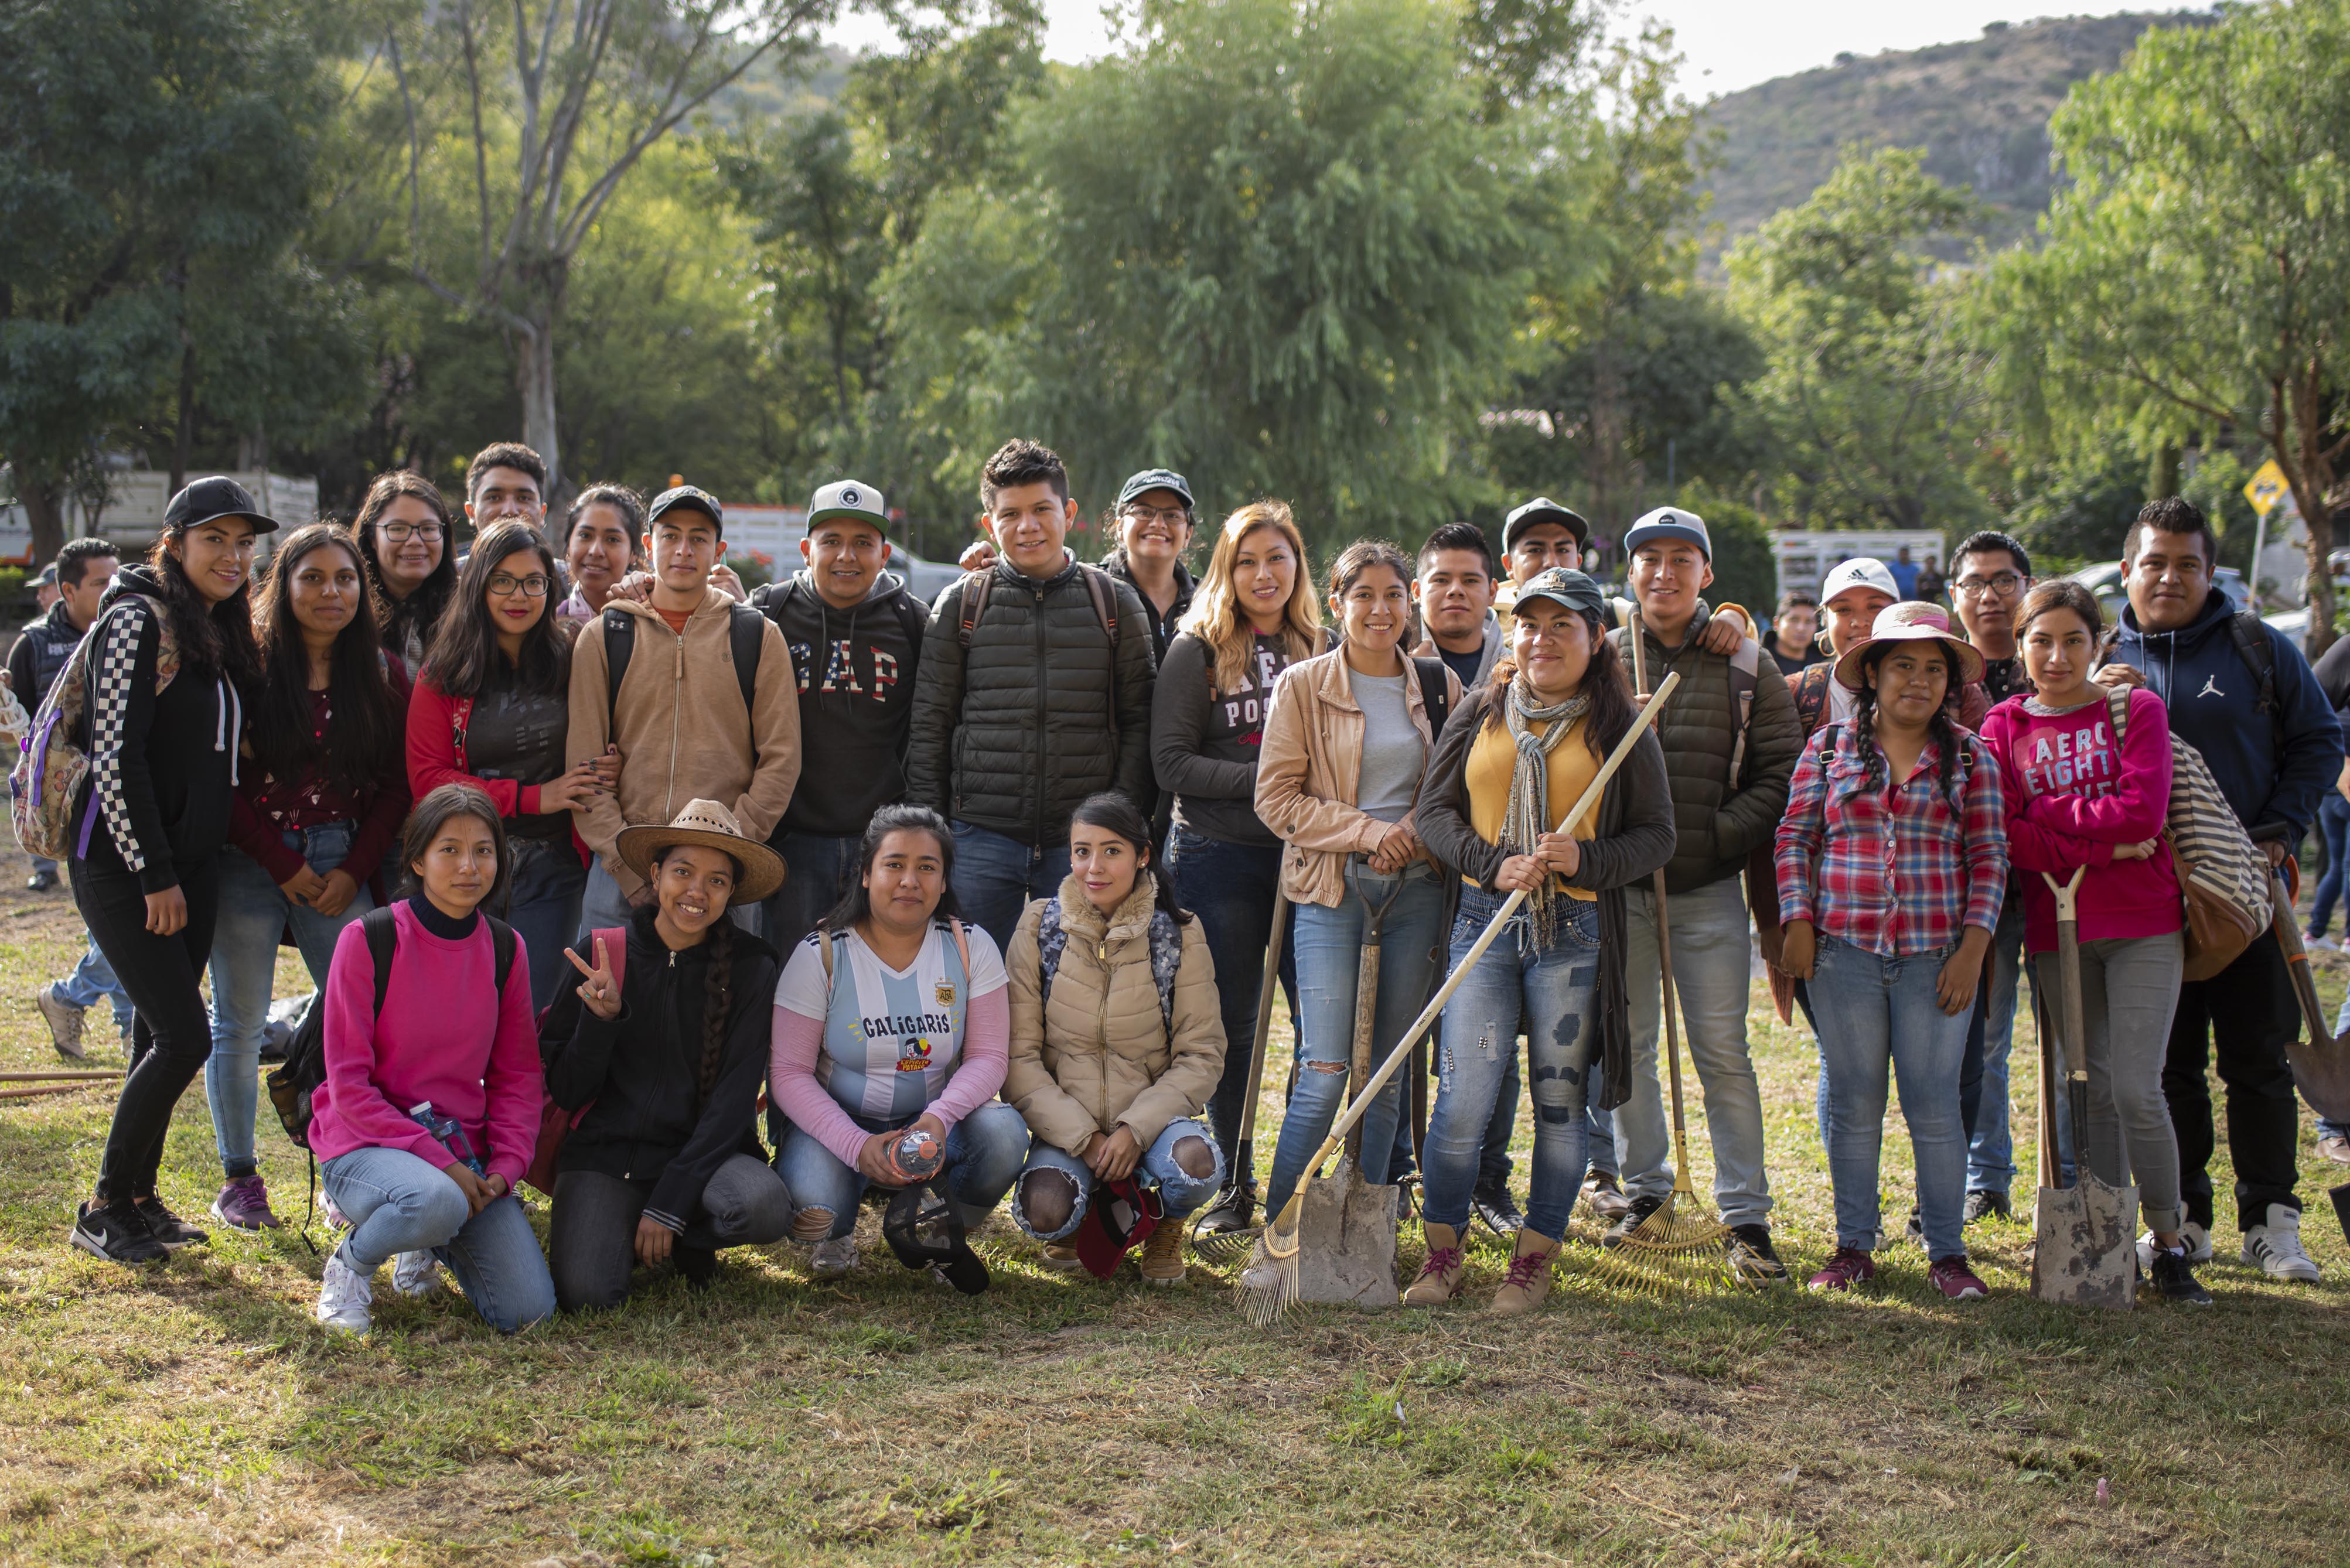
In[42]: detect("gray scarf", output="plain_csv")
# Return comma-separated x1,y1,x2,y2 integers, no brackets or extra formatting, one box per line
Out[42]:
1503,679,1590,948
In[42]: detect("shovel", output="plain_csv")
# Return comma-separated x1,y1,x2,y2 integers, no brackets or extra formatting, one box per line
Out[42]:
1192,890,1289,1258
2029,866,2137,1309
2267,870,2350,1122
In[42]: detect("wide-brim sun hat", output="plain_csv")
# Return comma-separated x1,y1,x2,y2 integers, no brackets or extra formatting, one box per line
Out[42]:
616,798,785,906
1832,600,1986,692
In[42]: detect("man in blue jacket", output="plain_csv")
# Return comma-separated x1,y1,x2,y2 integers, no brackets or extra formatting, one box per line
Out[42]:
2100,497,2338,1282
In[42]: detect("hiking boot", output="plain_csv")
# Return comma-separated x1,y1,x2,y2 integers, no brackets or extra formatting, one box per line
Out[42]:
1726,1223,1790,1282
1036,1242,1086,1272
1401,1222,1467,1307
26,867,57,893
1963,1190,2011,1225
1807,1246,1875,1292
316,1246,374,1334
2148,1246,2213,1306
1471,1181,1524,1236
676,1245,719,1290
71,1199,168,1265
210,1174,283,1231
810,1235,859,1277
1489,1227,1561,1317
2240,1204,2321,1283
33,985,87,1062
2319,1130,2350,1166
1581,1170,1633,1222
391,1249,443,1299
133,1198,207,1250
2136,1219,2211,1272
1601,1194,1665,1249
1192,1181,1258,1235
1138,1223,1187,1286
1927,1256,1990,1300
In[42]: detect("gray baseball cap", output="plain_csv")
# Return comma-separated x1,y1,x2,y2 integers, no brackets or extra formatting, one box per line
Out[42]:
1503,497,1590,551
1622,506,1711,559
807,479,888,534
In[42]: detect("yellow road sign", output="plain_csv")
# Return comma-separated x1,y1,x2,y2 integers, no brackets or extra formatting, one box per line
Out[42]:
2245,459,2290,517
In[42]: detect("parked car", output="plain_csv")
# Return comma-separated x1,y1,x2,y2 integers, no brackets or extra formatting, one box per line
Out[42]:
890,544,965,606
2066,561,2250,628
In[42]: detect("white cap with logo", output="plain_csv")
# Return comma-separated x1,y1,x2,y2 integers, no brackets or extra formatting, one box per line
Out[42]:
807,479,888,534
1819,556,1899,605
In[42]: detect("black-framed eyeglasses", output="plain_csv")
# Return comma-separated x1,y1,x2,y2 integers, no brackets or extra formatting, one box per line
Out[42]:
487,572,550,597
1123,505,1191,529
1953,572,2023,597
380,522,445,543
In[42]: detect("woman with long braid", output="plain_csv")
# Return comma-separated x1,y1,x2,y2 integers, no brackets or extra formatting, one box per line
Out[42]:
540,801,793,1309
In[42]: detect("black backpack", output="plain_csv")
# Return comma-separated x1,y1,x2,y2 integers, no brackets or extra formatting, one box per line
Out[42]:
602,601,768,733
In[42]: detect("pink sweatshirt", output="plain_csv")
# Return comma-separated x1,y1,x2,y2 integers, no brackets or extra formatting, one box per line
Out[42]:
308,901,544,1188
769,989,1011,1170
1977,688,2182,954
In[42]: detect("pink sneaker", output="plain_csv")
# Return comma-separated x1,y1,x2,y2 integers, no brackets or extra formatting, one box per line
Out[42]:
210,1174,284,1231
1807,1247,1875,1292
1928,1256,1989,1300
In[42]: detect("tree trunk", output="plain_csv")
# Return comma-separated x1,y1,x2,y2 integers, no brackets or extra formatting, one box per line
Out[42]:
18,474,64,566
172,339,196,495
2147,441,2180,500
517,319,561,511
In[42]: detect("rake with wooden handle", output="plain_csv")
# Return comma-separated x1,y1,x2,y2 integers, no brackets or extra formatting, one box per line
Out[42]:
1191,889,1290,1260
1237,672,1679,1323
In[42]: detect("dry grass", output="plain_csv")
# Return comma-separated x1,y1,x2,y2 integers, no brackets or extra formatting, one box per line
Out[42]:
2,845,2347,1564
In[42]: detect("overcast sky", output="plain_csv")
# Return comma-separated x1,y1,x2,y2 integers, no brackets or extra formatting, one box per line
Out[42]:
826,2,2136,99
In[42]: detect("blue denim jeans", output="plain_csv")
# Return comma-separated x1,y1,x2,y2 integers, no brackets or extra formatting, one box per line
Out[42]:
322,1145,556,1333
950,821,1072,953
53,941,135,1032
1475,1009,1618,1189
206,824,374,1178
1265,860,1446,1215
1962,899,2030,1197
1164,828,1298,1181
1808,934,1973,1260
1424,889,1603,1239
2311,792,2350,937
503,833,588,1013
773,1101,1031,1239
762,829,864,958
1009,1117,1226,1240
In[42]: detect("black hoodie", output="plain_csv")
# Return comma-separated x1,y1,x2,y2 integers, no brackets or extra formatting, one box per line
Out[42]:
751,568,927,837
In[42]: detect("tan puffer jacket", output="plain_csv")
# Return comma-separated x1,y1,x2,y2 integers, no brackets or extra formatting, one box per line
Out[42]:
1003,873,1227,1156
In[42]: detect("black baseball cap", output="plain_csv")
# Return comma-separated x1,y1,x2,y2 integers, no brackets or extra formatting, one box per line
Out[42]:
1116,468,1195,511
163,476,281,536
1503,497,1590,552
647,484,724,535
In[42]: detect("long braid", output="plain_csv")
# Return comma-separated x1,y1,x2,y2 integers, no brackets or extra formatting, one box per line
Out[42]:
697,917,732,1105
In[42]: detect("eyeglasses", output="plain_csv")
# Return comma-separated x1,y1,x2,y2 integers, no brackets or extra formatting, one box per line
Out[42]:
380,522,445,543
1124,505,1191,529
1953,572,2023,597
487,572,550,597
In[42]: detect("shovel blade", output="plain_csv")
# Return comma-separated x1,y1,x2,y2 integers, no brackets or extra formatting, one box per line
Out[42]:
1292,1167,1400,1308
2285,1033,2350,1123
2031,1178,2138,1309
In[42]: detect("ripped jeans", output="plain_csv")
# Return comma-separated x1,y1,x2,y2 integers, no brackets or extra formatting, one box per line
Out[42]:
1421,887,1603,1240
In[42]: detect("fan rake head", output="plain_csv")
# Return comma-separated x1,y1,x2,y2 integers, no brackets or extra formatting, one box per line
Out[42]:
1234,1195,1302,1327
1585,1182,1740,1297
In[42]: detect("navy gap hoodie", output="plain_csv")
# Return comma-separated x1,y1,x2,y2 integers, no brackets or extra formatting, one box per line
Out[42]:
752,568,926,838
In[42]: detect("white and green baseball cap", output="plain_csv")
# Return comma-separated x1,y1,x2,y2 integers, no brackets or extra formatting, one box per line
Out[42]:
807,479,888,534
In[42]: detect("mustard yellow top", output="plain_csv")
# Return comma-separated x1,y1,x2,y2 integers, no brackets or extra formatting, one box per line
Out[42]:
1462,714,1600,901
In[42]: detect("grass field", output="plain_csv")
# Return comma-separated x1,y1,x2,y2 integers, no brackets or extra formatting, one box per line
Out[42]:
2,847,2347,1566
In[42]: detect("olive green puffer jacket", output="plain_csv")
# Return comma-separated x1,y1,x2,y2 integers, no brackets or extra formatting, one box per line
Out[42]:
1002,873,1227,1156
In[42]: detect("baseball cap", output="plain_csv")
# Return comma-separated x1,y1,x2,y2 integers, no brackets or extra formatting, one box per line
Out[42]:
32,563,57,588
806,479,888,535
1820,557,1899,605
647,484,723,535
163,476,281,536
1512,566,1606,620
1503,497,1591,552
1116,468,1195,511
1622,507,1710,559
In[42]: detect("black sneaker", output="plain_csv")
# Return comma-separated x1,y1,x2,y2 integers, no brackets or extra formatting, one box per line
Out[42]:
676,1245,719,1290
26,867,57,893
1602,1194,1665,1248
132,1198,208,1249
71,1200,169,1265
1963,1190,2012,1225
1471,1181,1524,1236
1904,1208,1925,1245
1191,1182,1258,1235
2148,1247,2213,1307
1726,1222,1791,1282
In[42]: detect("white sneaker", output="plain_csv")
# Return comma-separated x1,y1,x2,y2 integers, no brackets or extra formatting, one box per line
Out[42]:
2136,1219,2211,1273
33,985,87,1061
316,1248,374,1334
390,1249,442,1299
2241,1204,2322,1282
809,1235,859,1277
2304,932,2340,951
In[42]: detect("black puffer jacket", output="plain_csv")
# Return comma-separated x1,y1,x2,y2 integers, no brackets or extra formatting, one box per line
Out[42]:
906,554,1157,845
540,906,779,1231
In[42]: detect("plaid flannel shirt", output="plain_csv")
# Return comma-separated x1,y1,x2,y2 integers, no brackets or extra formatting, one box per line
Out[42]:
1773,723,2008,958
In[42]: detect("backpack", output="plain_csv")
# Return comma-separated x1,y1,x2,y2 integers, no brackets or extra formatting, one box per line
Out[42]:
1408,656,1451,741
522,925,628,1197
11,595,179,862
816,918,973,998
2105,685,2273,981
1036,897,1180,1038
601,602,766,735
266,906,521,1149
956,565,1118,650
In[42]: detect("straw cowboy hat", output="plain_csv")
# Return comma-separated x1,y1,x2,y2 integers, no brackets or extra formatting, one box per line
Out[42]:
615,800,785,905
1832,600,1986,692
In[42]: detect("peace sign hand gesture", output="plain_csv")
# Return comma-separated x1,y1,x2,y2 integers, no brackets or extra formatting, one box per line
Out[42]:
564,935,623,1020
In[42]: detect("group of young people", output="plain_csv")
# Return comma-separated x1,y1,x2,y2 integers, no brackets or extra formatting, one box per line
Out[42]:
18,431,2341,1333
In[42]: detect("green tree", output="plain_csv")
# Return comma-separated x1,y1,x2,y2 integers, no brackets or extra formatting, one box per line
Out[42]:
1727,146,1992,538
1974,0,2350,647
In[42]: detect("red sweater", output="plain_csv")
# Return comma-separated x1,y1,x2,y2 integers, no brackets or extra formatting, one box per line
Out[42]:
228,664,413,886
1978,688,2182,954
407,674,547,818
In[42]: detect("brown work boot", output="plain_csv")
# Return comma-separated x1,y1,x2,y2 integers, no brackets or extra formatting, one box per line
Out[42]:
1489,1227,1561,1316
1401,1222,1468,1306
1138,1222,1187,1286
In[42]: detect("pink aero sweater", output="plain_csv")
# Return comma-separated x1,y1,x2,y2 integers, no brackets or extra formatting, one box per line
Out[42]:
306,901,544,1187
1977,687,2182,954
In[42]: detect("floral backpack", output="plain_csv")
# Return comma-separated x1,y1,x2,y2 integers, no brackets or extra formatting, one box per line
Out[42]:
10,594,178,862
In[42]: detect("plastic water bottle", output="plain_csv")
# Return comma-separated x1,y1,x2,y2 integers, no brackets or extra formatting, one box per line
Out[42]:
879,1126,943,1184
409,1100,487,1177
